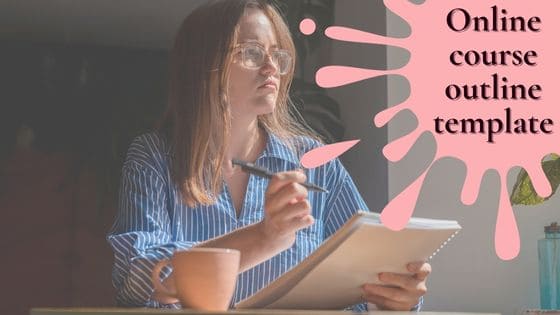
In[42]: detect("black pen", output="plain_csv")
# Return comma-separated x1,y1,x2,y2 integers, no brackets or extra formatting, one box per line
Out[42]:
231,159,329,193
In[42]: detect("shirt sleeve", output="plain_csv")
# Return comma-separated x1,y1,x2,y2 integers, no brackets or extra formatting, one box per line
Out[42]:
412,296,424,311
107,161,197,308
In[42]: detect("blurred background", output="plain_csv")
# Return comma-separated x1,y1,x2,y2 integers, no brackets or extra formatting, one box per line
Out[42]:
0,1,389,314
1,1,557,315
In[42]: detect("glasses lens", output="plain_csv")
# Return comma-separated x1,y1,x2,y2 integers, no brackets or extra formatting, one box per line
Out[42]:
239,44,292,75
242,46,264,68
273,51,292,75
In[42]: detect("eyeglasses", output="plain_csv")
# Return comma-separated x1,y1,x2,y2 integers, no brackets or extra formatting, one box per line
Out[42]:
234,43,292,75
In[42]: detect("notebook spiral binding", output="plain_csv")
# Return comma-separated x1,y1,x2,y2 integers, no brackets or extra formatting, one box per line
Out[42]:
428,230,460,260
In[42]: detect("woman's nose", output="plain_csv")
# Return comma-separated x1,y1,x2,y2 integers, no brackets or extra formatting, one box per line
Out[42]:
260,54,279,76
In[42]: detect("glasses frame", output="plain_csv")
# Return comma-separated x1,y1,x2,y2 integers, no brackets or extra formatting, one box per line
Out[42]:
233,43,293,76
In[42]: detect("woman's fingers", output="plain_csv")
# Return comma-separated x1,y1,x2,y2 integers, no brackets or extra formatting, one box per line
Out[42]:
264,199,313,236
261,170,314,245
363,292,414,311
378,272,416,290
289,214,315,231
280,199,312,221
265,181,308,213
362,284,419,311
265,171,306,197
407,261,431,281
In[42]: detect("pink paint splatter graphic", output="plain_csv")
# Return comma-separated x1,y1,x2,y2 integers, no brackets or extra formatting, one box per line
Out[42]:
301,1,560,260
301,140,360,168
299,18,317,35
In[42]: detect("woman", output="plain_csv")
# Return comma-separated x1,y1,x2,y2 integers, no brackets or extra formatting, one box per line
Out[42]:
107,0,429,311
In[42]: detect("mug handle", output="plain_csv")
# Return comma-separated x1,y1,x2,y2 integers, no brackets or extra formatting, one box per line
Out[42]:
151,259,179,304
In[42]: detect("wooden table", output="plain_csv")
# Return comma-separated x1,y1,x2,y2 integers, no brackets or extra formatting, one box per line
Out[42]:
30,308,501,315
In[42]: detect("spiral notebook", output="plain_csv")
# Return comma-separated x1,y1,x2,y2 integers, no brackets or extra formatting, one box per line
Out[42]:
235,211,461,310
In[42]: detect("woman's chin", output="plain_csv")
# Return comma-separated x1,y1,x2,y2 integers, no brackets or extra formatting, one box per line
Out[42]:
255,105,275,116
253,99,276,115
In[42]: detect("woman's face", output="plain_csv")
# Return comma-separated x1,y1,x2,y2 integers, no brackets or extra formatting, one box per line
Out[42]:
227,8,282,122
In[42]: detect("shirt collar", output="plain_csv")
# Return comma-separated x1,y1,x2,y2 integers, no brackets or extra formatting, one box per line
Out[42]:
162,130,302,167
259,131,301,167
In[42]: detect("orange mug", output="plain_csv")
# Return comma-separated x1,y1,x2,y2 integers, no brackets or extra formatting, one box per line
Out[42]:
151,248,240,310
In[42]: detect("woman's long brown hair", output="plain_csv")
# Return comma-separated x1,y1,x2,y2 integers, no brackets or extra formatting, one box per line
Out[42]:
158,0,321,207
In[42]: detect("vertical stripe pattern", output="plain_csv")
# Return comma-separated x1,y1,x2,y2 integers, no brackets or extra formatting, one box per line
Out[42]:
107,132,372,311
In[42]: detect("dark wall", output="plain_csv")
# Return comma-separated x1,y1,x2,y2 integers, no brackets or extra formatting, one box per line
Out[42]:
0,41,168,160
0,41,169,315
0,39,343,315
0,3,345,312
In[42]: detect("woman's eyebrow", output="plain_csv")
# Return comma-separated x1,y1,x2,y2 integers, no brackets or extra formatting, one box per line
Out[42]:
238,40,279,49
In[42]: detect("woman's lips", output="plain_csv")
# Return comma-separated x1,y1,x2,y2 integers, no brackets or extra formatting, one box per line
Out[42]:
258,84,277,90
258,80,278,90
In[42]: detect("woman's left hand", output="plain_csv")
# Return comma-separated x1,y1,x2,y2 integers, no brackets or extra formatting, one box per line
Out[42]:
361,261,431,311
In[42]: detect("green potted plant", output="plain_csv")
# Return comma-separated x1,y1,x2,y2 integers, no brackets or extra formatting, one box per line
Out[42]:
510,154,560,205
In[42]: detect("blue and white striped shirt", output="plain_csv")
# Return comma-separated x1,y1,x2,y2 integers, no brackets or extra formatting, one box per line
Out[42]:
107,131,370,310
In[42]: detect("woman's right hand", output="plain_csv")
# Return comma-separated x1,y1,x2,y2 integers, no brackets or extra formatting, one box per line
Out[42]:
259,170,315,250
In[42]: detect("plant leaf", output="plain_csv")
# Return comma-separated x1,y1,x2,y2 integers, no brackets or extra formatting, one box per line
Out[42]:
510,157,560,205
